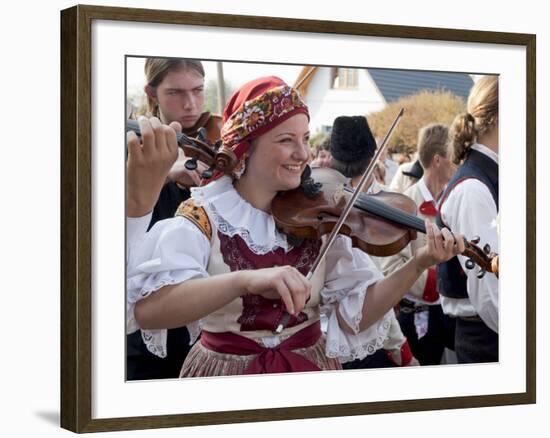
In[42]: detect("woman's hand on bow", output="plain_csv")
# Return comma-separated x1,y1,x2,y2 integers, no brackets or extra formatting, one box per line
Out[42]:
241,266,312,316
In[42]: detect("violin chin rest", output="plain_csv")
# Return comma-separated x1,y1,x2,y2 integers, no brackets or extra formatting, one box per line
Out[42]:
285,233,305,248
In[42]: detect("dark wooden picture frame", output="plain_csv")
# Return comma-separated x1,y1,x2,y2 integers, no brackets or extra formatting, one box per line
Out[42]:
60,4,536,433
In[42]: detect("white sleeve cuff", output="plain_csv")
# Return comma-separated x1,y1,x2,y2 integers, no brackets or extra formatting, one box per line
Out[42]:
126,212,153,254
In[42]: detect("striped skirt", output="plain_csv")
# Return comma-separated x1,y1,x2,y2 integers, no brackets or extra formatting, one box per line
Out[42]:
180,335,342,377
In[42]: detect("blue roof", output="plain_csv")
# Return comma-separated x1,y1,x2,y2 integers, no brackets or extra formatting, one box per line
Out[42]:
366,68,474,103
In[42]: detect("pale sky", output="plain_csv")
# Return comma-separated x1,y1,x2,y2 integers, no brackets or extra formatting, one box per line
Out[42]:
126,56,480,114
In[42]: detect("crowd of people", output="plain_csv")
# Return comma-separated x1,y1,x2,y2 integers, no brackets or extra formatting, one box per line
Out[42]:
125,58,499,380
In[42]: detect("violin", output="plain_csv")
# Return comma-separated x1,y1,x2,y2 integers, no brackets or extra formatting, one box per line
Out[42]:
126,118,238,181
181,112,223,146
271,167,499,279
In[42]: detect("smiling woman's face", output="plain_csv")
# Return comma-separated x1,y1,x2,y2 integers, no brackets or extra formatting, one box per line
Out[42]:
242,113,311,194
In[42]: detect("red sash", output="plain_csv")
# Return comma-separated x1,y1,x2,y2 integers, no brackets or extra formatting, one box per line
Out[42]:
200,321,322,374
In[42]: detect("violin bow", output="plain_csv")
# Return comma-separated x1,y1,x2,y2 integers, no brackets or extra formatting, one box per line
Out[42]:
274,108,405,333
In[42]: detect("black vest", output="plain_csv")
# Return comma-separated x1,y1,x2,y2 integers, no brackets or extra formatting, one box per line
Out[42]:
436,149,498,299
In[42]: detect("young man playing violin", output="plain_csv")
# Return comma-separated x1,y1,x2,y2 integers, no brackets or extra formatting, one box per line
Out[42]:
140,58,223,223
126,77,464,377
126,58,221,380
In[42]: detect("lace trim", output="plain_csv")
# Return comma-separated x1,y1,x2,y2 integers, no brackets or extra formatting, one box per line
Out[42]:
186,320,203,345
140,319,203,359
207,201,290,254
132,277,204,358
138,278,182,299
141,330,167,358
191,177,292,255
326,315,392,363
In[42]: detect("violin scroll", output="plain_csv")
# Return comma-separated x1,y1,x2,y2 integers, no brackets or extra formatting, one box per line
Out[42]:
462,239,499,278
213,146,239,173
180,142,239,180
126,118,242,183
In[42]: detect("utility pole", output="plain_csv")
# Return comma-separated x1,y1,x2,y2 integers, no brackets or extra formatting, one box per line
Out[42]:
216,61,226,114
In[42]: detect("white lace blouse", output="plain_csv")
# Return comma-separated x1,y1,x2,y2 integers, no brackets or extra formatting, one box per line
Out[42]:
126,176,391,363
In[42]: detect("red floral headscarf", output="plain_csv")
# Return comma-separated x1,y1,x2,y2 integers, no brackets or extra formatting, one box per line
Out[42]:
210,76,309,180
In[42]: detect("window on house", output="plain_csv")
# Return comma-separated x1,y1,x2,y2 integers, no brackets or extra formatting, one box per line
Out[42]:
331,68,358,89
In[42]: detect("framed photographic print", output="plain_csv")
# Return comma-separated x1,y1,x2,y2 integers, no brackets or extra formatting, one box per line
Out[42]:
60,4,536,433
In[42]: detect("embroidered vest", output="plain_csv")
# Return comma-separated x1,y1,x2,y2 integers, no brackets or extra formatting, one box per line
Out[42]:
436,150,499,299
202,220,326,343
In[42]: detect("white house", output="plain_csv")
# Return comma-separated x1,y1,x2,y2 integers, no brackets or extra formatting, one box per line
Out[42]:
293,66,474,134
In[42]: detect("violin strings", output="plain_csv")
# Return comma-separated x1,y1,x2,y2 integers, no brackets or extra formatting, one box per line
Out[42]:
353,194,426,232
356,198,421,230
343,187,423,231
349,190,482,258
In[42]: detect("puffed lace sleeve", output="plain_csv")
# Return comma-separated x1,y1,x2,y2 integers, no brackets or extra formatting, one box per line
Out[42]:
320,235,392,363
126,216,211,358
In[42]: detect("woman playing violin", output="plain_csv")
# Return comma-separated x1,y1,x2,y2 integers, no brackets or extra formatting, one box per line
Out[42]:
126,76,464,376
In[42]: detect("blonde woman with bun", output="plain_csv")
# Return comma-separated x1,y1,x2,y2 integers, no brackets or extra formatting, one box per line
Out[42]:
436,75,499,364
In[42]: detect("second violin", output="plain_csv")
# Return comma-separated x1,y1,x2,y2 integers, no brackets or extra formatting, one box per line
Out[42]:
126,119,239,182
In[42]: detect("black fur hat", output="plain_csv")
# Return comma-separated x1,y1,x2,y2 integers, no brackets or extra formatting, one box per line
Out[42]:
330,115,376,164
